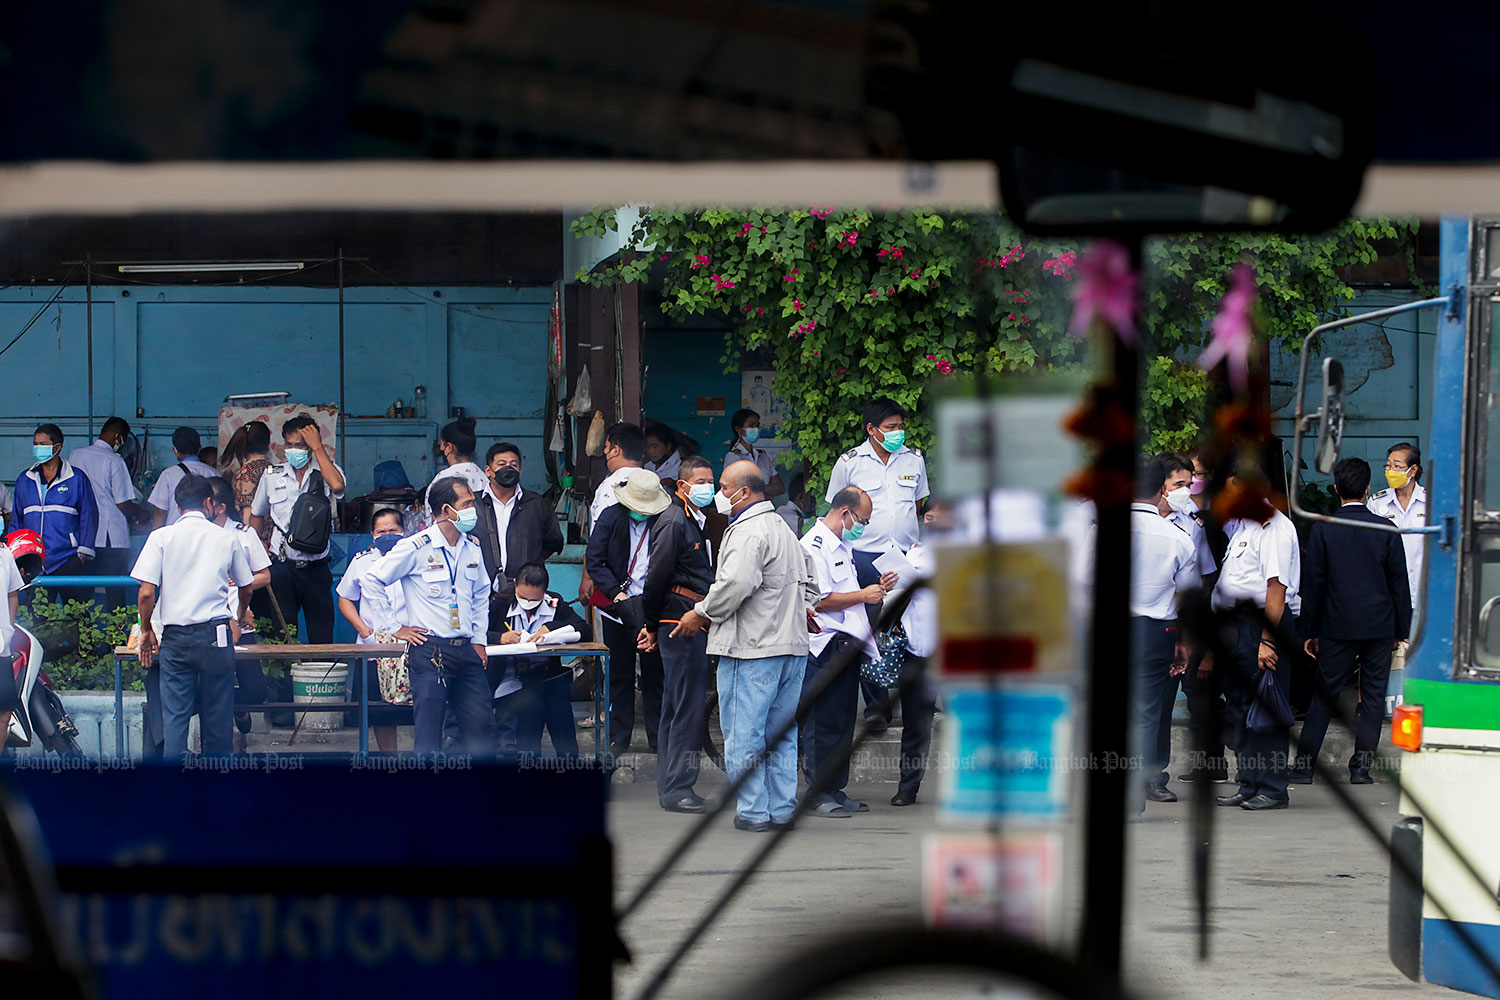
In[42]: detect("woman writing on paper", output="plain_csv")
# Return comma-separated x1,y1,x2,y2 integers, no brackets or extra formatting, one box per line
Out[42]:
494,562,591,760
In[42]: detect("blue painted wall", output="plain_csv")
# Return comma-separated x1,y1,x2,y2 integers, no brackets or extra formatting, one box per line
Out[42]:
642,325,745,472
0,284,555,500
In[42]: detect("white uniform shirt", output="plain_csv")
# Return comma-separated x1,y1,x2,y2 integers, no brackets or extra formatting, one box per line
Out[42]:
425,462,492,520
1213,507,1302,616
69,439,135,547
1368,484,1426,609
504,595,560,636
148,457,224,526
801,519,879,659
490,487,522,572
824,440,930,555
1168,508,1219,578
1130,504,1200,619
588,466,637,529
250,461,346,561
723,442,776,486
336,546,409,641
227,523,271,623
131,511,252,627
363,525,491,639
0,547,23,654
625,517,652,598
645,451,683,480
900,542,937,658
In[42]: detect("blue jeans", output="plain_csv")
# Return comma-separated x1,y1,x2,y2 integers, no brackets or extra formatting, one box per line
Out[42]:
159,619,236,757
718,653,806,824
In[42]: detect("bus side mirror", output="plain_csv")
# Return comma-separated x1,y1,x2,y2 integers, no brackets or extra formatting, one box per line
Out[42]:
1314,358,1345,474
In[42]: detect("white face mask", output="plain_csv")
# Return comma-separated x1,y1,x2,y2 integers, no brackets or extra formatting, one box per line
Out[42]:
1165,486,1196,515
516,597,543,612
714,486,745,515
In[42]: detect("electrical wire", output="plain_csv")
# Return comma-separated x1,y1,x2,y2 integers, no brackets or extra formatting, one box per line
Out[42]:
0,266,79,361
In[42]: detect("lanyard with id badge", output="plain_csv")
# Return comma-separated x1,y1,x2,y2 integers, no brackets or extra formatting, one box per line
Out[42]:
430,547,462,687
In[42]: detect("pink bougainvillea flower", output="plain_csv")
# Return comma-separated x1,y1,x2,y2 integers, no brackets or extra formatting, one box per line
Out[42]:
792,299,804,310
740,222,754,235
1198,264,1258,393
784,269,801,282
691,254,710,270
811,205,835,220
756,307,765,315
1068,239,1138,344
841,232,858,248
836,367,847,375
659,252,671,261
710,273,736,291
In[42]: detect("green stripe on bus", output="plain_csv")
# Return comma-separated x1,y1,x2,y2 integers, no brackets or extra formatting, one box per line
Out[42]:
1405,679,1500,729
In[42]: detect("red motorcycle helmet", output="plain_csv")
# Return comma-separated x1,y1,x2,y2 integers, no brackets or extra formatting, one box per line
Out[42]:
4,529,45,583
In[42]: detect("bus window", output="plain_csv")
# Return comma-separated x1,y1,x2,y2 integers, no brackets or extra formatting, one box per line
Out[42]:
1470,536,1500,668
1484,305,1500,511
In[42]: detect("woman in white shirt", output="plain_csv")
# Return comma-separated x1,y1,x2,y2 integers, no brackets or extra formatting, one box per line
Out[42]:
336,508,412,751
425,417,491,521
723,408,785,499
644,425,684,482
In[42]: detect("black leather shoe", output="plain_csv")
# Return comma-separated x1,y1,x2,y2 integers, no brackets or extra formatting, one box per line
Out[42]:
235,712,253,735
1288,768,1314,784
769,818,795,832
891,790,917,807
1349,770,1374,784
865,717,889,734
1241,794,1289,811
733,815,771,833
663,797,707,814
1145,783,1178,803
1216,792,1250,807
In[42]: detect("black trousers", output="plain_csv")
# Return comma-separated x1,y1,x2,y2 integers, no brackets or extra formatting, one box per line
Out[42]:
1227,612,1292,803
800,633,860,804
657,625,710,804
511,666,579,759
91,546,134,611
267,557,334,643
897,654,938,796
1296,636,1393,773
1181,648,1240,777
602,616,663,752
1131,617,1179,805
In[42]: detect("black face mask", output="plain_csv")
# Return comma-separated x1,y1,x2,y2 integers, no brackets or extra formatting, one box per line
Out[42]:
494,466,521,488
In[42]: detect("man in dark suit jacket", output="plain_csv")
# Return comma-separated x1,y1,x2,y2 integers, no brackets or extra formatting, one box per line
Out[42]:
473,443,565,615
1292,457,1411,784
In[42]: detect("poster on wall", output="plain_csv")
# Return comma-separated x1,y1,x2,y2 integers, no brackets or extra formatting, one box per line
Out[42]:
741,369,793,471
218,403,340,464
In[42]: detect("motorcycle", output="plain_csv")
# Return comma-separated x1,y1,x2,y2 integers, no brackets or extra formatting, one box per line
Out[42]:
1,528,81,754
4,624,81,753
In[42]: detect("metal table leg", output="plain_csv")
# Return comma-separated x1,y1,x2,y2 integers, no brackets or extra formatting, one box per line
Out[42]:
358,657,369,756
601,651,610,764
113,655,124,758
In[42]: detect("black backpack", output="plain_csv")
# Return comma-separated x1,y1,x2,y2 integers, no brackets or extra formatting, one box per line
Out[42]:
285,470,333,555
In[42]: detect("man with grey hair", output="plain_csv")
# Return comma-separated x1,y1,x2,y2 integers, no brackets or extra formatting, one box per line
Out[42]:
673,460,820,833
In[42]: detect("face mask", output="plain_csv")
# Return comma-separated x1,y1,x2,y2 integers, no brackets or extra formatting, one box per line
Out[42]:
1385,468,1412,489
494,466,521,488
628,509,650,523
32,444,55,464
742,427,760,445
110,439,122,453
373,533,403,554
879,429,905,453
517,597,543,612
1165,486,1196,515
285,447,311,469
450,505,479,533
714,487,745,515
1189,476,1207,496
687,483,715,508
841,512,866,542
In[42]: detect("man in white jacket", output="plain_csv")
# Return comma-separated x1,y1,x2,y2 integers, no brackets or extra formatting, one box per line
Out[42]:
673,461,819,833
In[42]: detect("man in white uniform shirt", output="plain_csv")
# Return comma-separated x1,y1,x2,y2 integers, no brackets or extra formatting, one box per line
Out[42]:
68,416,138,608
1368,441,1426,612
149,426,223,529
1130,456,1201,811
132,474,252,758
363,478,496,756
1211,469,1302,811
824,397,930,728
801,486,896,818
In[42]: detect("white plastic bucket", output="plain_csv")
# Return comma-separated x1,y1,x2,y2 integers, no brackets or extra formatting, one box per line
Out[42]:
290,661,348,732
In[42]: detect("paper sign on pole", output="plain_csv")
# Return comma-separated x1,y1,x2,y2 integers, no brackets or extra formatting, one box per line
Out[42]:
937,685,1073,823
922,832,1062,941
935,540,1072,677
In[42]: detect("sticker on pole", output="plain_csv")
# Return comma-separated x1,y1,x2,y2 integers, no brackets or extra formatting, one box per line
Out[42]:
937,685,1072,823
935,540,1072,677
922,832,1062,942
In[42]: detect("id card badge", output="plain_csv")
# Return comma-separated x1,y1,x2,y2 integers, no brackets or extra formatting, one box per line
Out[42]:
449,602,462,630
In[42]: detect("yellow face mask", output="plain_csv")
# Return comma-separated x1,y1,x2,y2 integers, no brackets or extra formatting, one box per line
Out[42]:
1385,468,1412,489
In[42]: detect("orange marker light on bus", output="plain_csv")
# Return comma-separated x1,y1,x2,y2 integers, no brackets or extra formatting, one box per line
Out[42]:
1391,704,1423,752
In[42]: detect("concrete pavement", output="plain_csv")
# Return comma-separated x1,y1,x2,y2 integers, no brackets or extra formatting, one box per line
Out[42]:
611,771,1441,1000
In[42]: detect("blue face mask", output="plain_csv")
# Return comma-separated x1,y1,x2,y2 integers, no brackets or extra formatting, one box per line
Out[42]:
687,483,715,508
373,533,403,554
628,509,650,523
450,505,479,533
32,444,56,464
841,512,866,542
285,447,311,469
879,429,905,453
743,427,760,445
